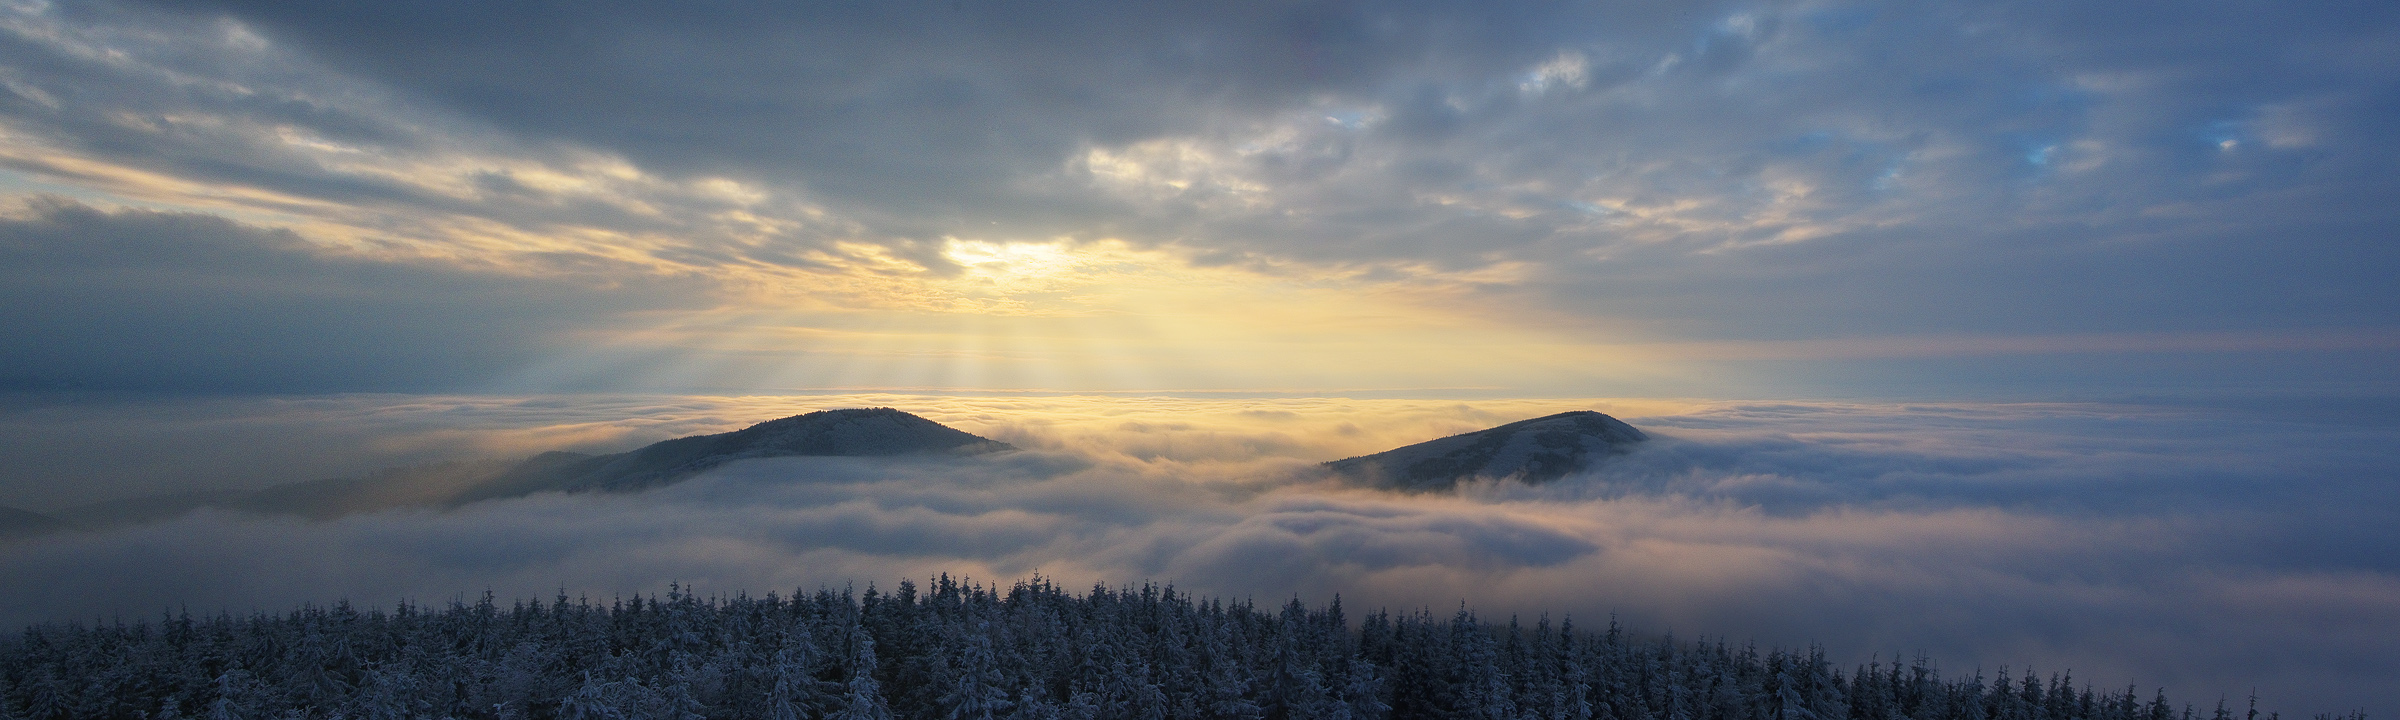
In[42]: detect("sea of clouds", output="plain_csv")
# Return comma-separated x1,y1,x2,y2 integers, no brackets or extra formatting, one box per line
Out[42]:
1,393,2394,713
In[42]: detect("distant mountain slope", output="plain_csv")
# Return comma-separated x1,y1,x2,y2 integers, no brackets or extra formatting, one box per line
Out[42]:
52,460,525,528
452,407,1014,502
49,408,1013,529
1326,410,1646,490
0,505,68,541
244,460,523,518
51,490,249,529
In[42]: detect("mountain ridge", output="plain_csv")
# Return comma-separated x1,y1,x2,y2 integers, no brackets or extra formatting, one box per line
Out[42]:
450,407,1014,503
36,407,1013,533
1325,410,1646,490
0,505,67,541
14,408,1647,535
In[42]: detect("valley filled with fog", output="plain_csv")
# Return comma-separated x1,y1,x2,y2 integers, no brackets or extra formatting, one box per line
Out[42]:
1,393,2392,712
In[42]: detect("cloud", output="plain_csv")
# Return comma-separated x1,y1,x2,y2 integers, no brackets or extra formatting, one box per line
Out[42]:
0,198,719,393
0,395,2393,713
0,1,2388,398
0,3,2382,341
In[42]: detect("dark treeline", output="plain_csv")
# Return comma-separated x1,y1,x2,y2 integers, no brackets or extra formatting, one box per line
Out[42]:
0,576,2356,720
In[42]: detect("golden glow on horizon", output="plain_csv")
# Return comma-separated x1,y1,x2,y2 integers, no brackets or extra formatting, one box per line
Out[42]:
494,236,1704,395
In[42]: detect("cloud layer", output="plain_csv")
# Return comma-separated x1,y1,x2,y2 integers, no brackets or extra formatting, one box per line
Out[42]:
0,1,2391,395
0,199,719,392
2,395,2393,713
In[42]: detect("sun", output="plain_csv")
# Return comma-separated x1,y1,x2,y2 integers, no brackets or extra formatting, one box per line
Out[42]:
943,239,1083,277
498,235,1689,395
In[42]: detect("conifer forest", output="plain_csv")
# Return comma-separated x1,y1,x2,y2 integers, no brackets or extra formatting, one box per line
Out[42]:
0,576,2360,720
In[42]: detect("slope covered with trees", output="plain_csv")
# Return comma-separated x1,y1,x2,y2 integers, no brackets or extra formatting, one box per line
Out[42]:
1324,411,1647,491
0,576,2347,720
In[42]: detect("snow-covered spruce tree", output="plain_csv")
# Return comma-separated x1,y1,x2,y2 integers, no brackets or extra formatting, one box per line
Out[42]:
1199,608,1264,720
831,630,894,720
764,641,835,720
1260,599,1333,720
344,663,434,720
556,671,620,720
937,621,1013,720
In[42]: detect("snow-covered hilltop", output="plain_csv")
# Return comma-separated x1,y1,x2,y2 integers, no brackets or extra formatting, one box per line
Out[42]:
1326,410,1646,490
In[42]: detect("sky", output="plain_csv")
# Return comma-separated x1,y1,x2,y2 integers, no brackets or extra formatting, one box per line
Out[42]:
0,0,2392,397
0,0,2397,713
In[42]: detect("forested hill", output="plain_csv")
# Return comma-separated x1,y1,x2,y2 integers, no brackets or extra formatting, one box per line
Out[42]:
23,408,1017,535
0,577,2332,720
450,407,1016,503
1325,410,1648,491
